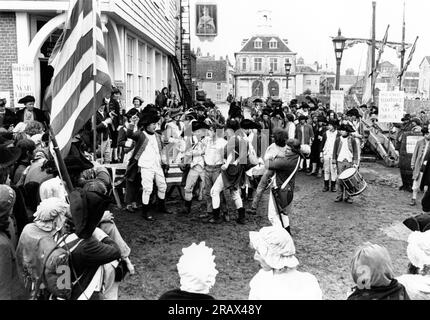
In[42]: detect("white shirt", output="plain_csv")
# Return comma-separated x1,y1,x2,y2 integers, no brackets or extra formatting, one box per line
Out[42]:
264,143,286,161
203,137,227,166
337,136,353,162
286,122,296,140
138,132,161,169
323,130,338,158
249,269,323,300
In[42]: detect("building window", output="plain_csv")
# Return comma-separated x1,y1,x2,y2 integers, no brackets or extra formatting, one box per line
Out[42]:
270,58,278,72
254,39,262,49
216,83,222,90
216,93,222,100
206,72,213,79
254,58,262,71
138,42,145,99
127,36,136,103
269,40,278,49
242,58,247,71
306,80,312,85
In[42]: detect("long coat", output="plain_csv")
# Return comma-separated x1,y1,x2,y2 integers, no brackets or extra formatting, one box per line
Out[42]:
411,138,430,180
124,125,163,182
16,107,47,125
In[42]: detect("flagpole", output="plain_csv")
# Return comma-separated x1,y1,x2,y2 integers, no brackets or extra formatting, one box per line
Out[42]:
92,0,98,161
47,124,74,193
399,0,406,90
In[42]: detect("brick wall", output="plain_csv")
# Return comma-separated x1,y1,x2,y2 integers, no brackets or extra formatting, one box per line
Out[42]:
0,13,18,108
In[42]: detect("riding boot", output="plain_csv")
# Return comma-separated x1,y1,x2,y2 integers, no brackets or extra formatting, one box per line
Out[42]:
141,204,154,221
323,180,329,192
208,208,223,224
157,198,171,214
331,181,337,192
236,207,246,225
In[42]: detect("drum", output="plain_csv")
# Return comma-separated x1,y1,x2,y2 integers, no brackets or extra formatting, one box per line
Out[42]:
338,168,367,197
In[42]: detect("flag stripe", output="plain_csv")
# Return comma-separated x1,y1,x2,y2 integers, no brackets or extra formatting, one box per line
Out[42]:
51,65,93,133
46,0,112,157
51,68,111,134
52,29,106,96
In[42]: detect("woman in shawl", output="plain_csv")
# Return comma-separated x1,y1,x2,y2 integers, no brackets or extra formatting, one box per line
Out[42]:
348,242,410,300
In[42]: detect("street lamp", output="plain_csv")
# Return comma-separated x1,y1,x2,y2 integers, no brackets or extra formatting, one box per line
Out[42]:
285,61,292,89
332,28,346,90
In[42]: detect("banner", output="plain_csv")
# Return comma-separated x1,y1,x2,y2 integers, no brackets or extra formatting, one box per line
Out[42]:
283,89,293,105
330,90,344,113
12,64,35,106
378,91,405,123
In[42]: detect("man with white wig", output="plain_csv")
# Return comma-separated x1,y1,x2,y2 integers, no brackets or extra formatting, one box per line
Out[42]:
397,230,430,300
159,241,217,300
248,226,322,300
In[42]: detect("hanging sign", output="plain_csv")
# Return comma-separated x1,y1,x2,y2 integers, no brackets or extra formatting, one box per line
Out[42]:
12,64,35,106
330,90,344,113
196,4,218,36
378,90,405,123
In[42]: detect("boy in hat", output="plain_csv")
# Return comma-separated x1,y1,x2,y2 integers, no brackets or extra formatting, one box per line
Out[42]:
180,121,209,215
410,127,430,206
332,124,359,203
320,120,339,192
295,115,314,172
126,112,169,221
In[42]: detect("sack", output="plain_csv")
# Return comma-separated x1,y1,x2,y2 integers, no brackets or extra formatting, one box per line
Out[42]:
35,235,82,300
115,259,130,282
273,184,294,209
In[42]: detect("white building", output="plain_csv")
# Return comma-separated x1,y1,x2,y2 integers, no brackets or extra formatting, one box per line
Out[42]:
0,0,181,109
233,11,297,101
419,56,430,99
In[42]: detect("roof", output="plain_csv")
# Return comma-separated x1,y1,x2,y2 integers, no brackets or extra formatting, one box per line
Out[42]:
379,61,396,68
296,65,318,74
420,56,430,67
239,36,292,53
196,59,227,82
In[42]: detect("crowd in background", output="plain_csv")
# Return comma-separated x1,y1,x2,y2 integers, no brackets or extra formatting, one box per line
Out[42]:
1,86,430,300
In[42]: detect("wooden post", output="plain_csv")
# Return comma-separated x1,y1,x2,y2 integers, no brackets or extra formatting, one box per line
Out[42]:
371,1,376,103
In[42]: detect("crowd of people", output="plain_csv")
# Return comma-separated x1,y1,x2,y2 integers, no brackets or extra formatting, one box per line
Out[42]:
1,86,430,300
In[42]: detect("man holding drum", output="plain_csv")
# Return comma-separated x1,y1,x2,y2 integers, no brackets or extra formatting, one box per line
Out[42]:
332,124,360,204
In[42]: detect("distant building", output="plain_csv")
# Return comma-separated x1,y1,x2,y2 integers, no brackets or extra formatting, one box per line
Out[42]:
196,54,233,103
419,56,430,99
233,11,297,101
402,71,419,96
376,61,399,91
295,65,321,95
339,75,365,93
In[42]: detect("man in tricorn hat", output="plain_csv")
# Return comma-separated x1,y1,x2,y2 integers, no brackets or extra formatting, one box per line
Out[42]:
126,111,170,221
332,123,359,204
16,95,47,125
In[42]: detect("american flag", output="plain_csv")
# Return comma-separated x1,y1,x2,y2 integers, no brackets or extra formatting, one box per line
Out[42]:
44,0,111,157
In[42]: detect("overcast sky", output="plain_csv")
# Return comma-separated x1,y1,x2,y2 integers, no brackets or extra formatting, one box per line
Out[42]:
190,0,429,74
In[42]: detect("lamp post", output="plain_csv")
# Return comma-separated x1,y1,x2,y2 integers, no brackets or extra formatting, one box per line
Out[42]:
284,61,292,89
332,28,346,90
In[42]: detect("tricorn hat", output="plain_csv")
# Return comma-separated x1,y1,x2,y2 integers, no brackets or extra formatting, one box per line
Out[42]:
18,95,35,105
192,121,210,132
338,124,355,133
401,114,411,122
298,115,308,122
240,119,261,130
403,214,430,232
139,112,160,127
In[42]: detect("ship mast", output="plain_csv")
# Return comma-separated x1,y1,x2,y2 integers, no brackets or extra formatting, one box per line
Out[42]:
399,0,406,90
